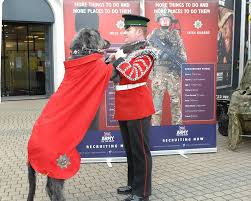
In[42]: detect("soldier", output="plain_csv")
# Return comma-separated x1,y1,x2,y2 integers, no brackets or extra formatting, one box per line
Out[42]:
110,14,158,201
148,10,187,125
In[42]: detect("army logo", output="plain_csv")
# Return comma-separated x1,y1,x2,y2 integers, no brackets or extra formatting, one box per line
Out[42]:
56,154,71,169
176,126,189,136
101,132,115,143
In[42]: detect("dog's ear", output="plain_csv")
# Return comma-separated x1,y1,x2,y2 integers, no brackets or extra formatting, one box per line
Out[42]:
97,36,111,50
81,32,92,49
89,29,101,49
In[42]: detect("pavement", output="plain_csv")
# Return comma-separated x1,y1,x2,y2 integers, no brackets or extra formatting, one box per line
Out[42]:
0,99,251,201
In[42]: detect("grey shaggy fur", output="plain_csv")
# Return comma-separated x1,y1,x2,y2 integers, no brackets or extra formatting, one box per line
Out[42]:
27,28,110,201
70,27,110,59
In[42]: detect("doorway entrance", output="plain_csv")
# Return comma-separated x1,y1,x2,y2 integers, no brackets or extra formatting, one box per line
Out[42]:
1,23,51,97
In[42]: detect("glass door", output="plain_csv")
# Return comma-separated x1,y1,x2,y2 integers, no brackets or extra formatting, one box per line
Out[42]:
28,25,46,95
2,24,29,96
1,23,48,96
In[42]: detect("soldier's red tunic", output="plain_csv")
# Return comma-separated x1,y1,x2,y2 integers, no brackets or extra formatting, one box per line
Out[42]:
114,48,157,120
28,53,112,179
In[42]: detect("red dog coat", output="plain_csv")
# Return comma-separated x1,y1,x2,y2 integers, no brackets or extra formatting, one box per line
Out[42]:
28,54,112,179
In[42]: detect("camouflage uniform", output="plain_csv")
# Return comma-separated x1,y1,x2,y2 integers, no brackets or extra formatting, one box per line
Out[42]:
228,62,251,150
148,12,187,125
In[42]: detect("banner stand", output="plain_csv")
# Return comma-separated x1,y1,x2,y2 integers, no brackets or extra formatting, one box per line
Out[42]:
81,147,217,164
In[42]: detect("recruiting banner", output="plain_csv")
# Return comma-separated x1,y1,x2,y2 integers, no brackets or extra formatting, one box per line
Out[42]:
145,0,217,153
216,0,235,100
63,0,218,162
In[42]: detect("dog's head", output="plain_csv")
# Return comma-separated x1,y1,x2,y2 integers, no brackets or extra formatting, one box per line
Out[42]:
70,28,111,59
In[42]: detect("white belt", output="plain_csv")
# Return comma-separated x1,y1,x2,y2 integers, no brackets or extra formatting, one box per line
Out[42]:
115,82,147,91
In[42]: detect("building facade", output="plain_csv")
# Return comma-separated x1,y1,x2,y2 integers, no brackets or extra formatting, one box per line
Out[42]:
0,0,65,102
0,0,244,103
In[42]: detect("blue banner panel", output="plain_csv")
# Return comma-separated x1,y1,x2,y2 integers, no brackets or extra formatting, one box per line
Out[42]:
78,124,216,158
77,130,126,158
150,124,216,151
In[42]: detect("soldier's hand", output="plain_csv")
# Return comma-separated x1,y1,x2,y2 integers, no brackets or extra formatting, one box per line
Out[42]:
115,49,127,60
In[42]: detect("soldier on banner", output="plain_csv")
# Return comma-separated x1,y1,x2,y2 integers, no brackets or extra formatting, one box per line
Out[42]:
148,9,187,125
218,7,233,64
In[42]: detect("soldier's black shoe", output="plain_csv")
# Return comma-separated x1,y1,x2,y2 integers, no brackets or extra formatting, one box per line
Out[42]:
117,186,132,195
123,194,149,201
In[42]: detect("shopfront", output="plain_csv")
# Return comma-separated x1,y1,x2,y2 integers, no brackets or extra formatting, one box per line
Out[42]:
2,23,49,96
0,0,66,101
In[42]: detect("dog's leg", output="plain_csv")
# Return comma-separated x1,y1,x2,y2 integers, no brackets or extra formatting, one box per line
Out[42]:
27,163,36,201
46,177,53,200
46,177,65,201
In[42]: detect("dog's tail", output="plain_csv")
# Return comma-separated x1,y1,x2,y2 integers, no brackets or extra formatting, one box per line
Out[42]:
27,163,36,201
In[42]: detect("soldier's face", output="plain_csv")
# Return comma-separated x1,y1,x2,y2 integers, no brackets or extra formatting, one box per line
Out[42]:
123,26,141,43
159,17,171,27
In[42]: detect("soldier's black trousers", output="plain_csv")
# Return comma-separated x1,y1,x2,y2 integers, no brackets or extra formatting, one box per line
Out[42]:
118,116,152,198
